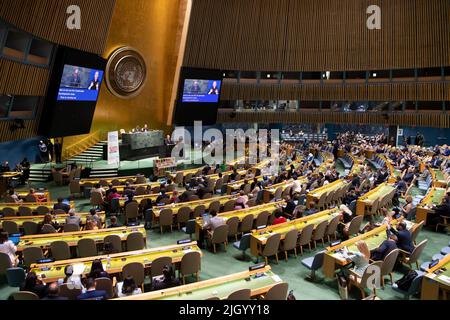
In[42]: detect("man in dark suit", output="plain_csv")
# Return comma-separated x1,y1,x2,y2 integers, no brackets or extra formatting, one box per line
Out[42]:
428,195,450,228
77,278,107,300
393,222,414,253
283,195,297,219
371,234,398,261
53,197,71,213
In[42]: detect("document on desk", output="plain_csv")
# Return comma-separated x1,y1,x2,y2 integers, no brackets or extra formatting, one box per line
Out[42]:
438,275,450,284
73,263,86,275
272,275,282,283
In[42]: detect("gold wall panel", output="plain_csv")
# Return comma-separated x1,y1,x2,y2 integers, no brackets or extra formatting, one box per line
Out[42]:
64,0,188,148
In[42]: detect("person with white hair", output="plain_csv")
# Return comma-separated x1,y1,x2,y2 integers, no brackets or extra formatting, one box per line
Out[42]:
65,209,81,226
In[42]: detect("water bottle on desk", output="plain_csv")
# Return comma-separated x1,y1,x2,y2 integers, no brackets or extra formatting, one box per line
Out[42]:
106,255,111,269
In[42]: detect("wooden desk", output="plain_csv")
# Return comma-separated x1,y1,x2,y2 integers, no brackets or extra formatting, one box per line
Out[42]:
119,192,174,207
0,212,105,228
250,208,341,257
307,179,348,207
195,201,285,241
421,254,450,300
167,166,205,180
356,183,395,216
262,176,307,203
322,219,416,278
0,201,75,215
113,182,161,194
151,195,238,225
16,226,146,252
30,242,201,283
113,265,283,300
226,176,264,195
416,187,446,224
15,190,50,202
78,176,139,187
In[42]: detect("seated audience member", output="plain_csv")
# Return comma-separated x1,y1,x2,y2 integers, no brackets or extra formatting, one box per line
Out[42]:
169,190,180,203
85,219,99,231
7,189,21,203
234,191,248,210
343,240,370,277
272,209,287,225
88,259,109,279
123,183,135,199
77,278,107,300
90,208,103,228
0,232,18,266
155,191,169,204
400,196,414,220
20,272,48,299
53,197,70,213
151,265,180,291
106,188,121,205
107,216,122,228
391,221,414,253
117,276,142,298
283,195,297,218
203,210,225,232
91,183,106,196
371,234,398,261
57,265,85,293
65,209,81,226
39,214,59,233
304,202,318,216
42,282,68,300
25,188,38,202
428,193,450,228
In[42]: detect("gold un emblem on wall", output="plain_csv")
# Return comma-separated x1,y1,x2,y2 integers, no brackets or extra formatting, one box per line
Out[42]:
105,47,147,99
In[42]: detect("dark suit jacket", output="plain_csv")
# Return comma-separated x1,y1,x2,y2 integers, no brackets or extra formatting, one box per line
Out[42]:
371,239,397,261
396,229,414,253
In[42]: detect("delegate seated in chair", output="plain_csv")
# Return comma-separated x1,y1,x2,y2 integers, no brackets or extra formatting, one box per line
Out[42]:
151,265,180,291
203,210,225,235
390,221,414,253
341,240,370,277
370,234,398,261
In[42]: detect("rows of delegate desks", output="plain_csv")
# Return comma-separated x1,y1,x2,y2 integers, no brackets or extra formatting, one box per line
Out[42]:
306,179,349,206
355,183,396,216
114,265,282,300
152,195,238,226
30,241,201,283
195,201,286,241
0,211,106,229
0,201,75,215
322,219,416,278
16,226,146,252
250,207,342,257
421,254,450,300
77,175,142,188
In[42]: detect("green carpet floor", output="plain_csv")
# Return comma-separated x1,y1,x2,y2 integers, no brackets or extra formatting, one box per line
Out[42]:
1,182,449,300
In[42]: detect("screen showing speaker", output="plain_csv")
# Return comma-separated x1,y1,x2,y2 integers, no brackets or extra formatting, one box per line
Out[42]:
182,79,222,103
57,65,104,102
38,46,107,138
173,68,223,126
